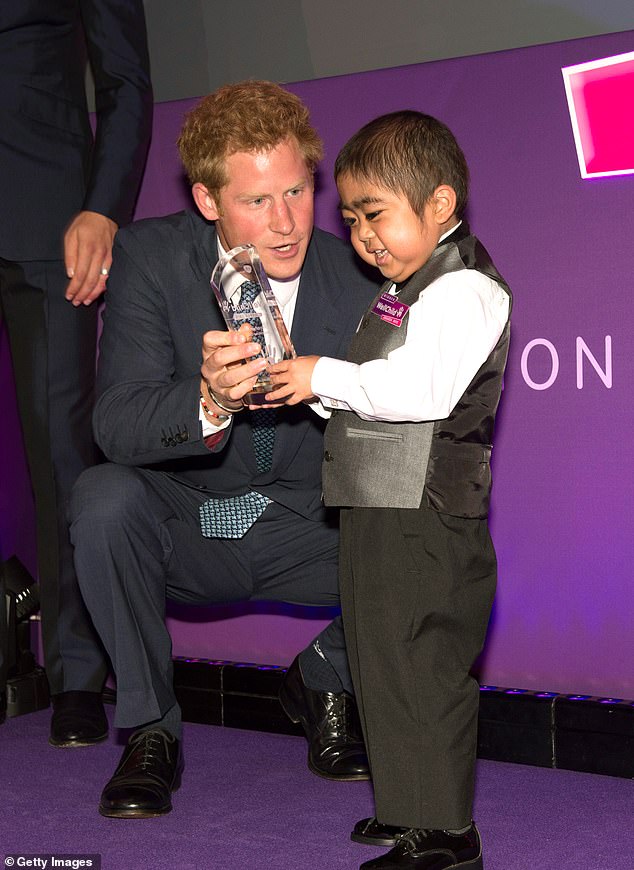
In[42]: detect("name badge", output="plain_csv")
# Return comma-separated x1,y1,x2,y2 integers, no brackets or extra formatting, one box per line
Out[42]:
371,292,409,327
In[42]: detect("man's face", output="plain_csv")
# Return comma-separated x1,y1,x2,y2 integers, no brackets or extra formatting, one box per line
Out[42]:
199,137,314,281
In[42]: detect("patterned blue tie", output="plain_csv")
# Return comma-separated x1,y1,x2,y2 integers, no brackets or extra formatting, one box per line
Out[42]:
238,280,277,473
198,280,276,538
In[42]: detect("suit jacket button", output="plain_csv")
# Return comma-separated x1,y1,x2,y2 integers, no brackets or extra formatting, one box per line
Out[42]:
324,451,333,462
161,438,168,447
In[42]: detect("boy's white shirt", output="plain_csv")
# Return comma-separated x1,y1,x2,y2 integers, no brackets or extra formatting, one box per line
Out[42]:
311,225,510,423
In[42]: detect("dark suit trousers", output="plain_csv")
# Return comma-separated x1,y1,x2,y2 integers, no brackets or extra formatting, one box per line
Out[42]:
69,463,352,729
339,504,497,830
0,258,107,694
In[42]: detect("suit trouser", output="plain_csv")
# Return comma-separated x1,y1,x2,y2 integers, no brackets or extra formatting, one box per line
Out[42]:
0,567,6,705
69,463,352,729
0,258,107,695
339,504,496,830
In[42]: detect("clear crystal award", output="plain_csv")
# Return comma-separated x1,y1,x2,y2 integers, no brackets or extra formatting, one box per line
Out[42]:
210,244,296,404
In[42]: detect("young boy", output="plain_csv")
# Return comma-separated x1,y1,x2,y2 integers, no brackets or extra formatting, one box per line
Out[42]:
268,111,511,869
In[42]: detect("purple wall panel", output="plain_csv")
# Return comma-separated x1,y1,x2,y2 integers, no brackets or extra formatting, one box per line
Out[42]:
288,32,634,697
3,30,633,695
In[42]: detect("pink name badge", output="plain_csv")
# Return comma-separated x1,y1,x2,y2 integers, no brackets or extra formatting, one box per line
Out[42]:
371,293,409,327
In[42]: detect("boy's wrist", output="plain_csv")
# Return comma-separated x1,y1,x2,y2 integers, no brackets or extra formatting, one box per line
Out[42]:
307,355,322,395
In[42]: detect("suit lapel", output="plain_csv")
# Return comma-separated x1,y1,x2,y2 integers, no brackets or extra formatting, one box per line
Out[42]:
183,216,223,352
291,234,351,359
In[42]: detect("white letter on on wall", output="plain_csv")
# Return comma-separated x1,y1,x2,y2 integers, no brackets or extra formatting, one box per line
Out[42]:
576,335,612,389
521,338,559,390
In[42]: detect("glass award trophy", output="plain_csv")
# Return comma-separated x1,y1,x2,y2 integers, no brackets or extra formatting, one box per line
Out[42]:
210,244,296,404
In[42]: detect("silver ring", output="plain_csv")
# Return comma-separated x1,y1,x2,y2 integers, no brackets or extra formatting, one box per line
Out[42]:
101,267,109,276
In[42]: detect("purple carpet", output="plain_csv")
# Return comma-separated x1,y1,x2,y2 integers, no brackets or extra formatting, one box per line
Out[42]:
1,706,632,869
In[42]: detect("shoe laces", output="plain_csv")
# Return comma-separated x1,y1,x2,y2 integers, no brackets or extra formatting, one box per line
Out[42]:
324,693,352,734
399,828,439,856
129,729,170,770
402,827,428,847
399,827,473,856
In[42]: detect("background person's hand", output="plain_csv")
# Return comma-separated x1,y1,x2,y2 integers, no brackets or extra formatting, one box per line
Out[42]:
64,210,118,306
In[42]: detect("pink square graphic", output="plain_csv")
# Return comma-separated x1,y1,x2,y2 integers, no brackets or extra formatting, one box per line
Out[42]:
562,50,634,179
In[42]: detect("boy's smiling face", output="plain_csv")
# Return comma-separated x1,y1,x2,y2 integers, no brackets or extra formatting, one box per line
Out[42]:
337,174,457,284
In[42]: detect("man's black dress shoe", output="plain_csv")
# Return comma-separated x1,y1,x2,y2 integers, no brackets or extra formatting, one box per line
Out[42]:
49,691,108,747
352,817,409,847
359,824,483,869
99,728,183,819
279,655,370,781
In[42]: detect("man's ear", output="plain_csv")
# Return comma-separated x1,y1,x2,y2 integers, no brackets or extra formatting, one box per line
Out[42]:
192,183,220,221
431,185,457,224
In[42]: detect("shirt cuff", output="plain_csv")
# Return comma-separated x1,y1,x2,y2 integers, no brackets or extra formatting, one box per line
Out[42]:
311,356,358,411
199,401,232,436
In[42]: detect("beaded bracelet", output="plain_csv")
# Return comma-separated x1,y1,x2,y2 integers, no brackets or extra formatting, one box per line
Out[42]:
199,393,229,423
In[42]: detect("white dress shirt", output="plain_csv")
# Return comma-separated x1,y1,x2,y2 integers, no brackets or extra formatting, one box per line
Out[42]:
311,230,510,423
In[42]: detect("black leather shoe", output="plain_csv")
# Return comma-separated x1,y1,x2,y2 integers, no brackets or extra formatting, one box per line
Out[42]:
279,655,370,781
99,728,183,819
359,824,483,869
49,691,108,747
352,817,409,847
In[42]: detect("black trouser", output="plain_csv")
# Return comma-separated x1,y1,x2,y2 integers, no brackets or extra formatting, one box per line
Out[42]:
0,567,6,712
0,258,106,695
339,504,496,830
69,463,352,729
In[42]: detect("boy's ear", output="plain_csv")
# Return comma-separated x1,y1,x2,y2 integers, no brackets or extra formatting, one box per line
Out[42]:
431,185,457,224
192,183,221,221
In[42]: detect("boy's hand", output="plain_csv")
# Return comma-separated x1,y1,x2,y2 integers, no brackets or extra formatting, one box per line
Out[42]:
267,356,320,405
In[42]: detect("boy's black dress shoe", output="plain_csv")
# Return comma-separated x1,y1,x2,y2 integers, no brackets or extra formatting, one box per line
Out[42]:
49,691,108,747
352,817,409,847
279,655,370,780
359,824,483,869
99,728,183,818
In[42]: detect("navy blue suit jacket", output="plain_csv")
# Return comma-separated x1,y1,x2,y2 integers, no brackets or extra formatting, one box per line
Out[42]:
94,211,379,522
0,0,153,261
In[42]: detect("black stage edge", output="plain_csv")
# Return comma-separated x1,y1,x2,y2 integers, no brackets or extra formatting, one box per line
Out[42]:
172,658,634,780
6,666,50,718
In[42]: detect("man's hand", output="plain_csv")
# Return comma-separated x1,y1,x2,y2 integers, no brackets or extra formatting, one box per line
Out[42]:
201,325,267,406
64,210,118,306
267,356,320,405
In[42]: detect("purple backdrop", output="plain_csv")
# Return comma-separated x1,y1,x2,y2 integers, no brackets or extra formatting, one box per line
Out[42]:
2,30,633,697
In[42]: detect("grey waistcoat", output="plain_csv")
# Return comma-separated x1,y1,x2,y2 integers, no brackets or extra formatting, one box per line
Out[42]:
322,226,511,516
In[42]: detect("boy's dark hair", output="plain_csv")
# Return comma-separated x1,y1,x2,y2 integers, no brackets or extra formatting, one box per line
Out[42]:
334,110,469,217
